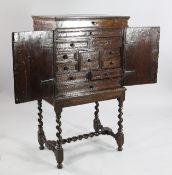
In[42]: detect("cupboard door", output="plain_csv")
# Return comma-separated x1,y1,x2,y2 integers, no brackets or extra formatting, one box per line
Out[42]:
123,27,160,86
12,31,54,103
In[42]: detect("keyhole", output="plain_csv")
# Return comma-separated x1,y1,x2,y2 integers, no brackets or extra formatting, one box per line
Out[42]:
70,43,75,47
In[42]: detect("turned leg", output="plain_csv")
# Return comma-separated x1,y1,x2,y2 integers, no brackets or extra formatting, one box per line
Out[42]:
116,92,125,151
54,105,64,169
93,101,103,132
37,99,46,150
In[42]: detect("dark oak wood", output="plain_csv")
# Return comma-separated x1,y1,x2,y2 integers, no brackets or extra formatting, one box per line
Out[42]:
12,15,160,169
54,105,63,169
93,102,103,132
12,31,54,103
37,99,46,150
123,27,160,85
116,91,125,151
32,15,130,30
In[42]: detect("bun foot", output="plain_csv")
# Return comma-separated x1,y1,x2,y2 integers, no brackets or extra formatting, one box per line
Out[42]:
57,164,63,169
39,145,44,150
118,147,123,151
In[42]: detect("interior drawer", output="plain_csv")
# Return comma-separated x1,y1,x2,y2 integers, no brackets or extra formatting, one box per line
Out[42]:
55,40,89,50
56,51,77,62
79,51,100,71
101,58,121,69
91,68,122,80
56,61,78,73
56,71,86,82
92,37,122,49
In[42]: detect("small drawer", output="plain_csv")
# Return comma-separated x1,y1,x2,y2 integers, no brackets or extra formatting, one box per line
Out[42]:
56,51,77,62
88,78,121,91
88,28,122,37
56,72,86,82
55,19,128,28
102,58,121,69
56,40,88,50
92,37,122,49
79,51,99,71
56,61,77,73
91,68,122,80
54,28,122,38
102,49,120,59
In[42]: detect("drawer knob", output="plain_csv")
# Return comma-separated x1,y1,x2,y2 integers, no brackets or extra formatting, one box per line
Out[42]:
70,42,75,47
64,67,69,71
90,31,93,35
92,21,97,25
89,85,94,89
110,61,113,65
87,58,91,62
63,54,68,59
105,41,109,44
69,76,75,80
109,51,112,55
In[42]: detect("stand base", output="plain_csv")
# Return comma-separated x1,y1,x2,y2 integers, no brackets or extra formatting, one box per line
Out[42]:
37,89,125,169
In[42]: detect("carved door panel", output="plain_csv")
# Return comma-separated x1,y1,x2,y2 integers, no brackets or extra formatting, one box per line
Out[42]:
12,31,54,103
123,27,160,86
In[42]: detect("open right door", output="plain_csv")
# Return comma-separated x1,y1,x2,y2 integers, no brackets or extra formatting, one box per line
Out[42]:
123,27,160,86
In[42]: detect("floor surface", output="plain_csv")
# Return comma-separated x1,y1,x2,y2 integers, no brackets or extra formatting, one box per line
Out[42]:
0,86,172,175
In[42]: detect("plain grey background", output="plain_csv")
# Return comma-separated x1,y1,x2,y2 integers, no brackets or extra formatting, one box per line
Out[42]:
0,0,172,175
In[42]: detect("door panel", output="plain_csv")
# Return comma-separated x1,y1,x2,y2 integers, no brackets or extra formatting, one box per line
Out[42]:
12,31,54,103
123,27,160,86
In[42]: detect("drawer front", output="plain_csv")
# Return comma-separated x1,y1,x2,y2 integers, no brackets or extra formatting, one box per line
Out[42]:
56,78,121,95
79,51,99,71
54,28,122,38
101,49,121,69
55,19,128,28
92,37,122,49
102,49,120,59
56,68,122,82
56,61,78,73
56,40,89,50
102,58,121,69
56,51,77,62
91,68,122,81
56,72,86,82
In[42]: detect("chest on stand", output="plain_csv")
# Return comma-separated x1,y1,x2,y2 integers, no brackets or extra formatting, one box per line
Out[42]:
12,15,160,169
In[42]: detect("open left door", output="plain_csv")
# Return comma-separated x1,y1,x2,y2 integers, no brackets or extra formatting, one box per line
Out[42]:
12,31,54,103
123,27,160,86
